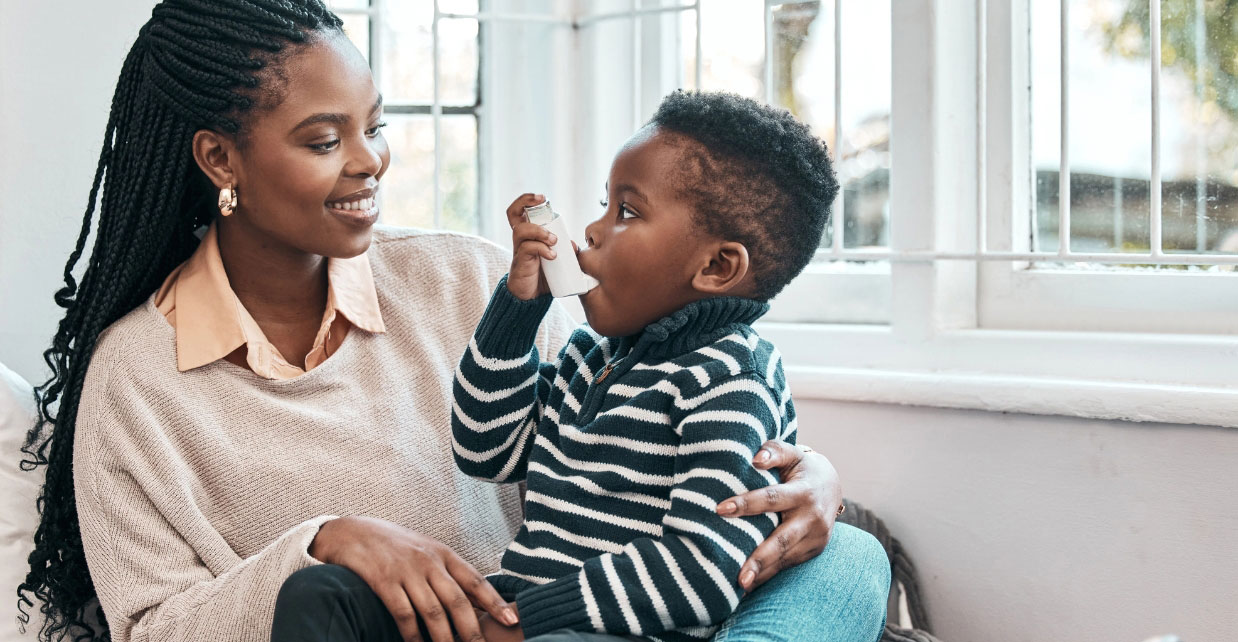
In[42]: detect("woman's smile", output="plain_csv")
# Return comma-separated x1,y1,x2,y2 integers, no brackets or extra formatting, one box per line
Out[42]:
325,187,380,226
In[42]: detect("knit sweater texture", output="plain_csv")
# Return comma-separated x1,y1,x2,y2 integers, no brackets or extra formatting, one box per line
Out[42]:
452,280,796,641
73,227,576,642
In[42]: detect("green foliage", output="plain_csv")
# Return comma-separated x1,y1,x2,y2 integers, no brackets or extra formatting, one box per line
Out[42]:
1101,0,1238,121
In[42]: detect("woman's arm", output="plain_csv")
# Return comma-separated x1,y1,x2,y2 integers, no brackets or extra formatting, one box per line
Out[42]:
716,440,844,590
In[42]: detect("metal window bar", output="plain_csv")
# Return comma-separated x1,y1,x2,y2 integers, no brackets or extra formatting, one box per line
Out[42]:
1059,0,1071,257
1150,0,1163,257
832,0,844,255
1193,0,1206,252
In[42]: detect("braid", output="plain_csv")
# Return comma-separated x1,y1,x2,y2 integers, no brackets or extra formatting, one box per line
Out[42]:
17,2,342,640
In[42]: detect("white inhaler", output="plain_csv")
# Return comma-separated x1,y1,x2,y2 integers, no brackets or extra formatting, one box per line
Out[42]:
523,201,599,297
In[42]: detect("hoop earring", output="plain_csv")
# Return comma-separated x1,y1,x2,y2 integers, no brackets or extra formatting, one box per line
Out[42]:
218,183,237,217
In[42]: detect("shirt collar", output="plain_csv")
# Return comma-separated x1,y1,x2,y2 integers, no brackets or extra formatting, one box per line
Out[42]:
171,223,385,373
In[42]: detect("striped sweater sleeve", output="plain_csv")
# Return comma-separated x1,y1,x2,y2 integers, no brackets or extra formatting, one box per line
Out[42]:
451,278,566,483
514,372,786,638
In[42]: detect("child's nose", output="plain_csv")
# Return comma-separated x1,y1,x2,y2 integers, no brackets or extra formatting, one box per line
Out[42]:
584,217,601,248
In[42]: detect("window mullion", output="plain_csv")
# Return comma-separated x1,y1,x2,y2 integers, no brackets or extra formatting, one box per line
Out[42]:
889,0,980,339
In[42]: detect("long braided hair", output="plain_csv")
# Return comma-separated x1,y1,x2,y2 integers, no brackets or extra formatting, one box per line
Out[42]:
18,2,342,640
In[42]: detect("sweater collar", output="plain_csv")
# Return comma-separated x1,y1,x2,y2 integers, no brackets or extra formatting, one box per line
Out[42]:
623,296,770,361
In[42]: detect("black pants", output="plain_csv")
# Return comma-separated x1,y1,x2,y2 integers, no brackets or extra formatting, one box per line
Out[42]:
270,565,627,641
270,565,404,642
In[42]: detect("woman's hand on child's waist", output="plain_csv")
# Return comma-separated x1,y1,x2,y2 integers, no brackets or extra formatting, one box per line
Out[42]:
715,440,844,591
309,515,519,642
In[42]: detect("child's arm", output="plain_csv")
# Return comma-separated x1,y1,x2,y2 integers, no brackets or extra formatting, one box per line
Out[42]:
451,278,563,483
452,193,575,483
511,373,789,638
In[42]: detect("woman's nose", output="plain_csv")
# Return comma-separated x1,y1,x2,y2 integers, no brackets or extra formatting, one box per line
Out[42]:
349,137,385,177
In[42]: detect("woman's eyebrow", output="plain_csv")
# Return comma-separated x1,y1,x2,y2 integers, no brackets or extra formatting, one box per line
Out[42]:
290,96,384,134
291,112,349,133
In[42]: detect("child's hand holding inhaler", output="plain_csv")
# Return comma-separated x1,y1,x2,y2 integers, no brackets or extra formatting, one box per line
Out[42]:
504,193,597,301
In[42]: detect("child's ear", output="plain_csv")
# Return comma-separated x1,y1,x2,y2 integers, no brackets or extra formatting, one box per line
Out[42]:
691,241,750,295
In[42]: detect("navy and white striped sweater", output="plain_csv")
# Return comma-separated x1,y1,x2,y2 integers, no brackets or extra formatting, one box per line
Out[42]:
451,279,796,641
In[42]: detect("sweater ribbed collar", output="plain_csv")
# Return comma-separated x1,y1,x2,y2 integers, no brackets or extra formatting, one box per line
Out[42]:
617,296,770,362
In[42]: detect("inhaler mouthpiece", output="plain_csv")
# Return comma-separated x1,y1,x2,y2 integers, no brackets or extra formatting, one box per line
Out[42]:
523,201,599,298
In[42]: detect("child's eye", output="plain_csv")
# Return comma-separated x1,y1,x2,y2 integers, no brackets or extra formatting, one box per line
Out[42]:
619,203,638,220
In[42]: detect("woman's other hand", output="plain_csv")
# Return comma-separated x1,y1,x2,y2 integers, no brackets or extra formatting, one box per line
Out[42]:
478,604,526,642
309,515,518,642
715,440,844,591
505,193,554,301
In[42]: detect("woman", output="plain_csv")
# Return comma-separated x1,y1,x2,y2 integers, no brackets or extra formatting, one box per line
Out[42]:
17,1,889,641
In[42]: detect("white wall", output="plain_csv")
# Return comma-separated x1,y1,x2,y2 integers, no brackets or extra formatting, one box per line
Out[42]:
0,0,159,384
796,399,1238,642
2,2,1235,642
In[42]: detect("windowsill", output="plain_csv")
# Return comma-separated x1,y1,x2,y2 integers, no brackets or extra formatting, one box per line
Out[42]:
758,323,1238,428
785,364,1237,428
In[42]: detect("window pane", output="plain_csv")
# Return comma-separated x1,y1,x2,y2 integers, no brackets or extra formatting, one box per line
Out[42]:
1153,0,1238,255
771,0,891,253
327,0,369,11
380,2,432,103
438,18,480,106
686,0,764,98
380,115,478,233
440,115,479,233
339,12,370,63
438,0,479,13
1032,0,1238,260
380,115,434,229
380,3,478,106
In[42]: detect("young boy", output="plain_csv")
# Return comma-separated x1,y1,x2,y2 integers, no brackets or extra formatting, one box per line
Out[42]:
452,90,838,641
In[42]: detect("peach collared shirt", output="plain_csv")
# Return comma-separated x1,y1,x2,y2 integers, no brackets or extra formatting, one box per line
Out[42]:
153,223,386,379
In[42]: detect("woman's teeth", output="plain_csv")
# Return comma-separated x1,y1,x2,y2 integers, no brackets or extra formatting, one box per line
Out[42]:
327,197,376,211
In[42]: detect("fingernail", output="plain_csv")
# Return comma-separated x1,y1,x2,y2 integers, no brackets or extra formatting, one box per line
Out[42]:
548,250,557,258
740,569,754,588
503,608,518,625
718,501,736,514
548,233,558,244
756,449,771,463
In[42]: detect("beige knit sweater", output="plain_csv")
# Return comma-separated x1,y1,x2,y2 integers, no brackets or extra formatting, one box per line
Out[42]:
74,227,575,642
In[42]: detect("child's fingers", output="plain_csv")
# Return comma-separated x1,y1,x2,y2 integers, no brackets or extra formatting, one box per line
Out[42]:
512,221,556,247
515,239,556,262
505,193,546,229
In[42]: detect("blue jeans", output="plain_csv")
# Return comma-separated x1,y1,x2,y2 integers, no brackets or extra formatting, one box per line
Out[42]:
528,522,891,642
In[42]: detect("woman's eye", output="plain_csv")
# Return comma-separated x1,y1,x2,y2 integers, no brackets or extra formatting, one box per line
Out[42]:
309,140,340,153
366,122,388,138
619,203,638,220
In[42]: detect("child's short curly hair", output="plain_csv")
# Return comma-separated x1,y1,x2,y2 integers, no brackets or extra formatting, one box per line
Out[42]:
650,90,838,301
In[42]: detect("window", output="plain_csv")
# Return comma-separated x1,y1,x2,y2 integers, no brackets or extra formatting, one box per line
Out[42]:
683,1,895,324
979,0,1238,334
335,0,1237,426
330,0,481,233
